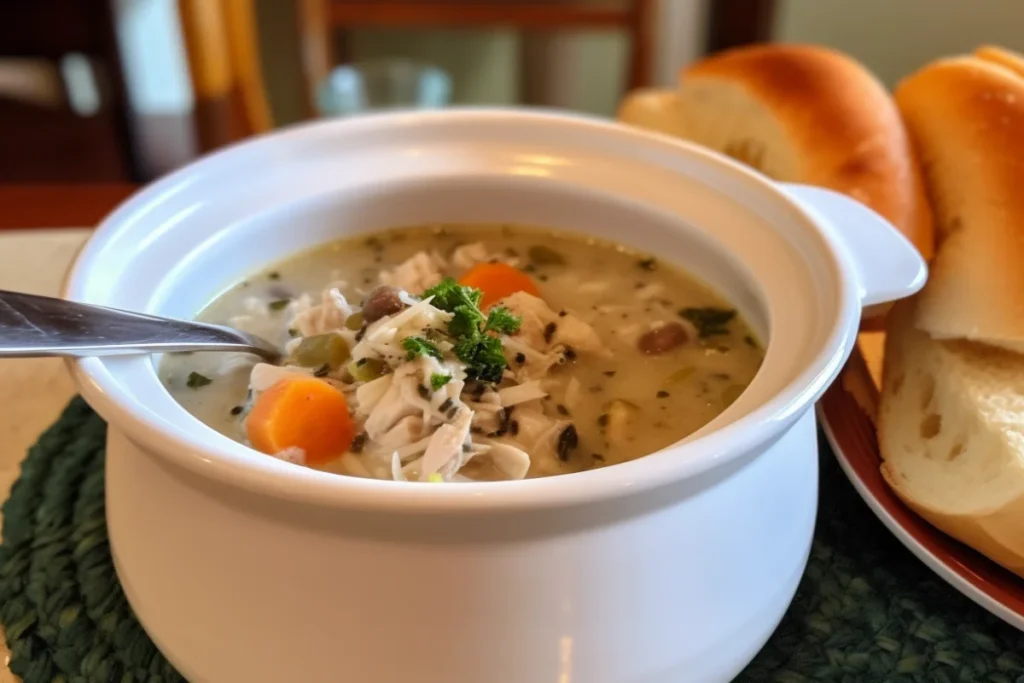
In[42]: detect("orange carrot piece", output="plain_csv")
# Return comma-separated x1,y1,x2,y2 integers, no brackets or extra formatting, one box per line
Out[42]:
245,376,354,465
458,262,539,309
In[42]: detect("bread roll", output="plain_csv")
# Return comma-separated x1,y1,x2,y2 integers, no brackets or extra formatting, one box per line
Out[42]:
879,298,1024,577
672,43,934,259
895,56,1024,352
975,45,1024,79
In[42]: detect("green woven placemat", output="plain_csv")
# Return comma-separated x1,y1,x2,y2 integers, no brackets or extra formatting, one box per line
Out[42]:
2,399,1024,683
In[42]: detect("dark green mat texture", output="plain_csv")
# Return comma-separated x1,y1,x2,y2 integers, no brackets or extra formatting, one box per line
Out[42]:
2,398,1024,683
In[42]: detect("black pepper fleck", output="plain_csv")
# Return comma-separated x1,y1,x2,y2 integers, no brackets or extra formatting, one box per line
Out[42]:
558,310,567,317
417,384,431,400
603,370,616,377
438,398,454,413
657,390,670,398
556,404,570,416
557,424,578,462
514,352,526,365
637,257,656,271
598,414,609,427
563,346,577,361
543,322,557,344
230,405,243,416
592,453,605,462
268,271,280,280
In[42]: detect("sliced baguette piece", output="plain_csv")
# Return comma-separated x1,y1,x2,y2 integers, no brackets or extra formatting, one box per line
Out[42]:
674,43,934,260
616,88,692,140
895,56,1024,353
879,298,1024,577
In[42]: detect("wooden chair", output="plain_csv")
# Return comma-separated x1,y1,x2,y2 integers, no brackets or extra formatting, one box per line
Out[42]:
295,0,655,116
0,0,135,181
177,0,273,153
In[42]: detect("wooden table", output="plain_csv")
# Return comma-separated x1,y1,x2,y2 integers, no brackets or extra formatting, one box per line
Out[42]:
0,183,137,230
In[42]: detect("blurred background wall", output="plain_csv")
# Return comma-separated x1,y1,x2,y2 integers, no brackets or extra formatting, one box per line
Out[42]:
2,0,1023,183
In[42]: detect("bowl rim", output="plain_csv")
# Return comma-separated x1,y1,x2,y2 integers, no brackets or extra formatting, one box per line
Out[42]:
65,107,860,512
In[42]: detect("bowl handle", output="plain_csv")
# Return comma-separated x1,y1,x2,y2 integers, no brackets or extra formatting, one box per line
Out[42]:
781,183,927,311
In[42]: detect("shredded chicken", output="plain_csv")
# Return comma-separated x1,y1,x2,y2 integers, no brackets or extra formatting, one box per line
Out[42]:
234,247,603,484
379,251,445,293
289,286,354,337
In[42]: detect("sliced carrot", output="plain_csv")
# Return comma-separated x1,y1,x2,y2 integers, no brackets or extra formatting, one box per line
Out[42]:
245,376,354,465
458,262,539,309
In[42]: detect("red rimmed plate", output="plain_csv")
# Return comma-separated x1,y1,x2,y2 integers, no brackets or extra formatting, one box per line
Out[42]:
818,333,1024,630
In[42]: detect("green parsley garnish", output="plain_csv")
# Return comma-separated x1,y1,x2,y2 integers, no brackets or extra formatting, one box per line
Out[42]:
268,299,290,311
485,306,522,335
402,336,442,361
422,278,483,313
679,307,736,338
454,334,507,383
416,278,522,383
186,372,212,389
430,373,452,390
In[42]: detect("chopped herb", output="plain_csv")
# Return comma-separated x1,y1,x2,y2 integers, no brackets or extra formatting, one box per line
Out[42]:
557,425,578,462
350,432,368,453
454,334,507,383
430,373,451,391
314,364,330,377
448,304,485,338
438,398,454,413
402,336,443,361
679,307,737,338
514,352,526,365
556,404,570,416
422,278,521,383
637,257,657,271
417,384,431,400
603,370,616,377
484,306,522,335
287,328,300,338
744,334,758,348
543,322,557,344
422,277,483,314
230,405,243,416
186,372,212,389
656,390,670,398
268,271,280,280
268,299,290,311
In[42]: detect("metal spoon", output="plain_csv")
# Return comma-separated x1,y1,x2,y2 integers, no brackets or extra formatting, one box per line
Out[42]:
0,290,281,361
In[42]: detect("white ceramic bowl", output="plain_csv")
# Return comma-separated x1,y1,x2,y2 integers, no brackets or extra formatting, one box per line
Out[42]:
64,109,926,683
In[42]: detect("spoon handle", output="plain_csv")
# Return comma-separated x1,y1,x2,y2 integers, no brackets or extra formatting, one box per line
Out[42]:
0,290,279,360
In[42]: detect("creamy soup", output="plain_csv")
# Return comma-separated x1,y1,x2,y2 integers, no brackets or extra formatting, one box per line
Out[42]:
160,224,763,482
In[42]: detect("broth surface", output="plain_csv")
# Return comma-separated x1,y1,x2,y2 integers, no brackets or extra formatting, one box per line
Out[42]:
161,224,763,480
